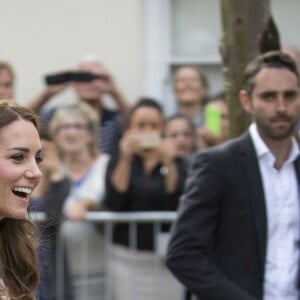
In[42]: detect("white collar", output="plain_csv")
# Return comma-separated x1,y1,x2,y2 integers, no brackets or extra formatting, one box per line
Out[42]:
249,123,299,164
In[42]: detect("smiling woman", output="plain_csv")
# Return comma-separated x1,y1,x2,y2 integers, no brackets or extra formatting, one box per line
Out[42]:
0,100,42,299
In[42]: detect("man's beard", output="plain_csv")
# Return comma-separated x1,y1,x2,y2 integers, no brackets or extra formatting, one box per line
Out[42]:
256,114,296,140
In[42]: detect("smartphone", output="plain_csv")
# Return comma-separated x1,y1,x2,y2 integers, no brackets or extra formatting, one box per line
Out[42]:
44,71,108,85
204,104,221,134
138,132,161,149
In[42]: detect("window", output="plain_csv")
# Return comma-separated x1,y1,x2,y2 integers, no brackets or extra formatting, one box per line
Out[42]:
144,0,300,115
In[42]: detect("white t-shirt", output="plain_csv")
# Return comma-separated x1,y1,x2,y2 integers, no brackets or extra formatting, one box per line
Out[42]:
61,153,110,276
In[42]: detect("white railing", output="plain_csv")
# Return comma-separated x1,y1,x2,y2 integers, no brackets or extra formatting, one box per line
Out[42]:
31,211,185,300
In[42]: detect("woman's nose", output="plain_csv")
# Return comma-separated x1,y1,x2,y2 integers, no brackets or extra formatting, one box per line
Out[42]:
25,162,42,180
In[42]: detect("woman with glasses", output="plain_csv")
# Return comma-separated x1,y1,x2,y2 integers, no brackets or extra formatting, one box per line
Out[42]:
45,102,110,300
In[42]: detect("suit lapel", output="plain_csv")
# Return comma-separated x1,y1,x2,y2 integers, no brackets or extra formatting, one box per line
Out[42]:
294,155,300,186
238,133,267,274
294,154,300,289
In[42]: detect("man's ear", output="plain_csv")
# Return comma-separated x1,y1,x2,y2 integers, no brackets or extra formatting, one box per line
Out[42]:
239,90,252,113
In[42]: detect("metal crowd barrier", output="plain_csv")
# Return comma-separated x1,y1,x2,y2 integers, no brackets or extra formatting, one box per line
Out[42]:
31,211,185,300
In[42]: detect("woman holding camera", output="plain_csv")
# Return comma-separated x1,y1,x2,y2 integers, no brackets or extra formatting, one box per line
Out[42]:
105,98,186,300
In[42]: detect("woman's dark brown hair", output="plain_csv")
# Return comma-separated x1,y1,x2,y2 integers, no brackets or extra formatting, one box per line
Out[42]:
0,100,40,299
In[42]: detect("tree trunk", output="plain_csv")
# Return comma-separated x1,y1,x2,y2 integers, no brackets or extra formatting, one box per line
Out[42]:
220,0,271,137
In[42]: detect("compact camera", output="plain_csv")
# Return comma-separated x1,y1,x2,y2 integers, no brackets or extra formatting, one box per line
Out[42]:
138,132,161,149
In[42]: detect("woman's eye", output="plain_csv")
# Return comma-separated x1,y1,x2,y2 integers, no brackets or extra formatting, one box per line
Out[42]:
11,154,24,162
35,153,43,164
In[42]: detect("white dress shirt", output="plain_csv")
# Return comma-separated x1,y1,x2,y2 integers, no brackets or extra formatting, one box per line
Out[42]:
249,123,300,300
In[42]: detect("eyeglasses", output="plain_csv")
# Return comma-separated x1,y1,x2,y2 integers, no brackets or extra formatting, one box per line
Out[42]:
56,123,90,132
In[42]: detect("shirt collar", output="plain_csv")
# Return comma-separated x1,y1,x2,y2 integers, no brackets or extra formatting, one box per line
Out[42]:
249,123,300,164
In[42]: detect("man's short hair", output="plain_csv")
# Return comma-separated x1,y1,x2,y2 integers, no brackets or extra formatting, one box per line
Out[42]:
243,51,299,95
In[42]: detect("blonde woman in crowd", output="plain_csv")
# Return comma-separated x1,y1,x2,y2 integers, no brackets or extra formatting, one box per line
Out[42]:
48,102,110,299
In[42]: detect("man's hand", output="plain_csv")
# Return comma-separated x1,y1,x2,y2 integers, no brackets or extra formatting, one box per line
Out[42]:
43,82,70,98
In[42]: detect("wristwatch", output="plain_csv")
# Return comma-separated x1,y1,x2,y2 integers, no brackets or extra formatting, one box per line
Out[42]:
160,164,175,176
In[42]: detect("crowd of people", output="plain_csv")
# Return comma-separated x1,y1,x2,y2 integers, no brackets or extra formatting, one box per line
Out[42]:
1,46,300,300
0,55,230,299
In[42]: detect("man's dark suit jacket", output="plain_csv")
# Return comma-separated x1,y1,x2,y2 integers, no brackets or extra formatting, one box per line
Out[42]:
166,132,300,300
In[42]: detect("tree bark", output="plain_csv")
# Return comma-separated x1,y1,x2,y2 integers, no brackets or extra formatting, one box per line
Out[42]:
220,0,271,137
